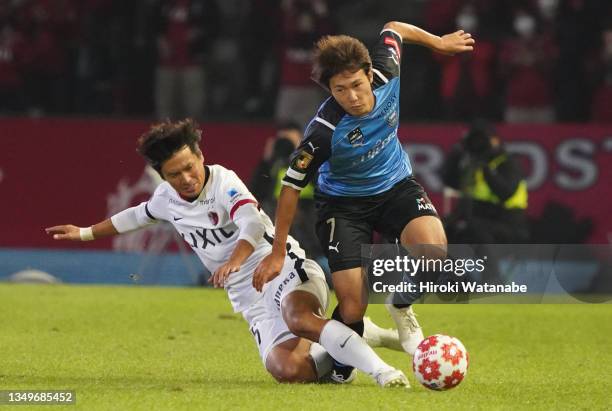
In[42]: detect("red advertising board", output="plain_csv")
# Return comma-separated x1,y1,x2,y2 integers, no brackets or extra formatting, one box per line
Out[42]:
402,124,612,244
1,119,611,248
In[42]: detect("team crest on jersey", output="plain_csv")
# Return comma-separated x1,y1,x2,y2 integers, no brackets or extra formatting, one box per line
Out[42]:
292,150,314,171
347,127,365,147
208,211,219,226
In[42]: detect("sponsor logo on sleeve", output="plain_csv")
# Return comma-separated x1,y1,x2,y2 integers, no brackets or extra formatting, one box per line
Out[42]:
227,188,244,205
228,188,239,199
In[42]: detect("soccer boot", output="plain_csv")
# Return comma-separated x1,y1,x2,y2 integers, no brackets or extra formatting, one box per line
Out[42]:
374,368,410,388
385,304,424,355
329,362,357,384
362,316,403,351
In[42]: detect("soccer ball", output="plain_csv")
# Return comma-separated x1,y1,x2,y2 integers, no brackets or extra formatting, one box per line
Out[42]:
412,334,468,390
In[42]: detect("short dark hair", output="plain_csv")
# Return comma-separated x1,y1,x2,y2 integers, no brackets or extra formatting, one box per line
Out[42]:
311,35,372,89
137,118,202,173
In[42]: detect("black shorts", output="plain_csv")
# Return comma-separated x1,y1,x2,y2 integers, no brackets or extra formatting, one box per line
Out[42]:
315,177,439,272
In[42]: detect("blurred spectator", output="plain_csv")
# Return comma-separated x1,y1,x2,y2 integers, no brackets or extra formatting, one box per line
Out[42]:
424,0,463,35
0,21,26,112
73,0,116,114
499,8,558,123
537,0,559,22
249,122,321,259
240,0,281,117
434,3,497,120
555,0,605,122
19,0,75,115
275,0,332,128
154,0,219,120
441,120,529,244
591,27,612,122
0,0,611,122
108,1,157,116
530,202,592,243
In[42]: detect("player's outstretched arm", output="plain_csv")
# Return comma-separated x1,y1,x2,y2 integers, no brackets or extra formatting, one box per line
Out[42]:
45,218,119,242
253,185,301,291
383,21,475,55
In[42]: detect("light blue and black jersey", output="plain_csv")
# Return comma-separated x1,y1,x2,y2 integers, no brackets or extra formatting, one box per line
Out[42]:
282,28,412,197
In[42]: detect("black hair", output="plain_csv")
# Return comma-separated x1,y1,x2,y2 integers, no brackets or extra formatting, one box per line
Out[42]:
137,119,202,174
312,35,372,89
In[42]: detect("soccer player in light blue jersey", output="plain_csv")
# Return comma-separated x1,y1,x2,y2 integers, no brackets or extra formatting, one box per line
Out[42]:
255,21,475,382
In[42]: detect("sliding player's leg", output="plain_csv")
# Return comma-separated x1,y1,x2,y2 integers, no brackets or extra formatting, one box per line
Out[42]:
264,296,404,383
264,317,404,384
278,261,409,387
264,337,322,383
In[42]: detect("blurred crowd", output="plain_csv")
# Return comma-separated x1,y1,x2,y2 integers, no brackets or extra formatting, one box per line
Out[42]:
1,0,611,124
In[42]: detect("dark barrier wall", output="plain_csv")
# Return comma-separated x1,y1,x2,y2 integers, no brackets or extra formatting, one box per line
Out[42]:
2,119,611,249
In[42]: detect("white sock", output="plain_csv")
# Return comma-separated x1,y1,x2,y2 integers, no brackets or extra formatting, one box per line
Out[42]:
319,320,394,376
309,342,333,379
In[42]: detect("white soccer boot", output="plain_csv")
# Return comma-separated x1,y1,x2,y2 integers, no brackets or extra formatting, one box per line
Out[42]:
385,304,424,355
374,368,410,388
362,316,403,352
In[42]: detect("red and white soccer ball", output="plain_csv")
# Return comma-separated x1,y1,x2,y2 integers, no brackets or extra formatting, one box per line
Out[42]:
412,334,469,390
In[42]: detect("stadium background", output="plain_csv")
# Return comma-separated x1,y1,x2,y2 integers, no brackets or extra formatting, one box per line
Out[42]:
1,1,611,409
1,0,611,284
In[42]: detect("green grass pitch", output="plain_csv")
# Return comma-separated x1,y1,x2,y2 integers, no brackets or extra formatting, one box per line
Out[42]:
1,284,610,410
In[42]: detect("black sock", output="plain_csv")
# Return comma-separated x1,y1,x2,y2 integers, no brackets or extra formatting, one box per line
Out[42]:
393,303,411,309
331,305,364,336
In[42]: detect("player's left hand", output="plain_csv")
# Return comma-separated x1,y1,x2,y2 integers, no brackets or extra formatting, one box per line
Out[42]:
210,261,241,288
437,30,475,55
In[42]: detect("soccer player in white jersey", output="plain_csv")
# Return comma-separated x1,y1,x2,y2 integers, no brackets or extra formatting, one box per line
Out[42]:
45,119,408,387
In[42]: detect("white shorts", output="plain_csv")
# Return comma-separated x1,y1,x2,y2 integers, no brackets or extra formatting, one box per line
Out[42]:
241,257,329,364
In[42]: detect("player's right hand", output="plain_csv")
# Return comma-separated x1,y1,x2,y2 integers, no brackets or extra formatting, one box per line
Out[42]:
252,253,284,292
45,225,81,241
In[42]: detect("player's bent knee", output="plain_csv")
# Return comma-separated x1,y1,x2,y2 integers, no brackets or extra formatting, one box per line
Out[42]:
267,360,307,383
281,290,326,340
283,313,309,337
282,307,320,340
401,216,448,253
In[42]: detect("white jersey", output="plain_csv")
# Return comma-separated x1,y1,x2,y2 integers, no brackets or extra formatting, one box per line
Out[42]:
131,164,306,312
